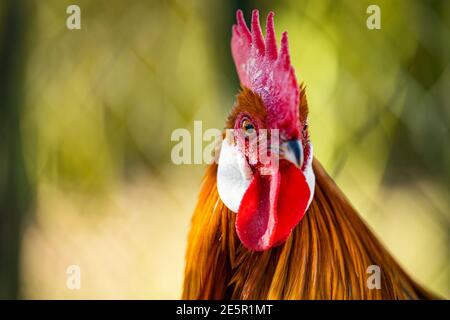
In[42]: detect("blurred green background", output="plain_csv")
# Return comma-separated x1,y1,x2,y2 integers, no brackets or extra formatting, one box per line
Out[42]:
0,0,448,299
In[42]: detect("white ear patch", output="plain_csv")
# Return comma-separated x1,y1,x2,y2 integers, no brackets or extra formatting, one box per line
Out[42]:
217,138,253,213
304,143,315,207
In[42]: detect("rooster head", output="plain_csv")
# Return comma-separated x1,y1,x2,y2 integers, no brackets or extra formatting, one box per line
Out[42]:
217,10,315,251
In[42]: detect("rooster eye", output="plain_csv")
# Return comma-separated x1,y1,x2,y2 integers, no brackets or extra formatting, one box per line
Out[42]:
241,118,255,135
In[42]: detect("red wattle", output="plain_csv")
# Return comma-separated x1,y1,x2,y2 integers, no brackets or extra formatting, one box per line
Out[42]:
235,161,310,251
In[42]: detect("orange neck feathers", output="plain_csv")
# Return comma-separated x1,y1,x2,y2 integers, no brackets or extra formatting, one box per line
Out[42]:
183,159,434,299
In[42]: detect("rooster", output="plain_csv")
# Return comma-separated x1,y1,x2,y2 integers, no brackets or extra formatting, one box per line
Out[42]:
182,9,435,299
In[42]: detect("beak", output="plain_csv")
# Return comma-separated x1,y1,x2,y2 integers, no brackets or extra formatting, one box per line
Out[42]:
280,139,303,169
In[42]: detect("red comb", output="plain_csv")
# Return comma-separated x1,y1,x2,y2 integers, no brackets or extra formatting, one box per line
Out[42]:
232,9,300,135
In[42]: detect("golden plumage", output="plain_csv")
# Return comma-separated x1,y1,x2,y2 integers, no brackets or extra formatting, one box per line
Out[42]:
182,159,435,299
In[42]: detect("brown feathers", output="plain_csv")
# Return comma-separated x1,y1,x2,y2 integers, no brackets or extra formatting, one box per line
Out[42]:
182,159,435,299
226,87,267,129
299,83,308,125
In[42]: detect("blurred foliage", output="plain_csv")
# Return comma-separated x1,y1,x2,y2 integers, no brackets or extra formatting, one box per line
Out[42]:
0,0,31,299
0,0,448,298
